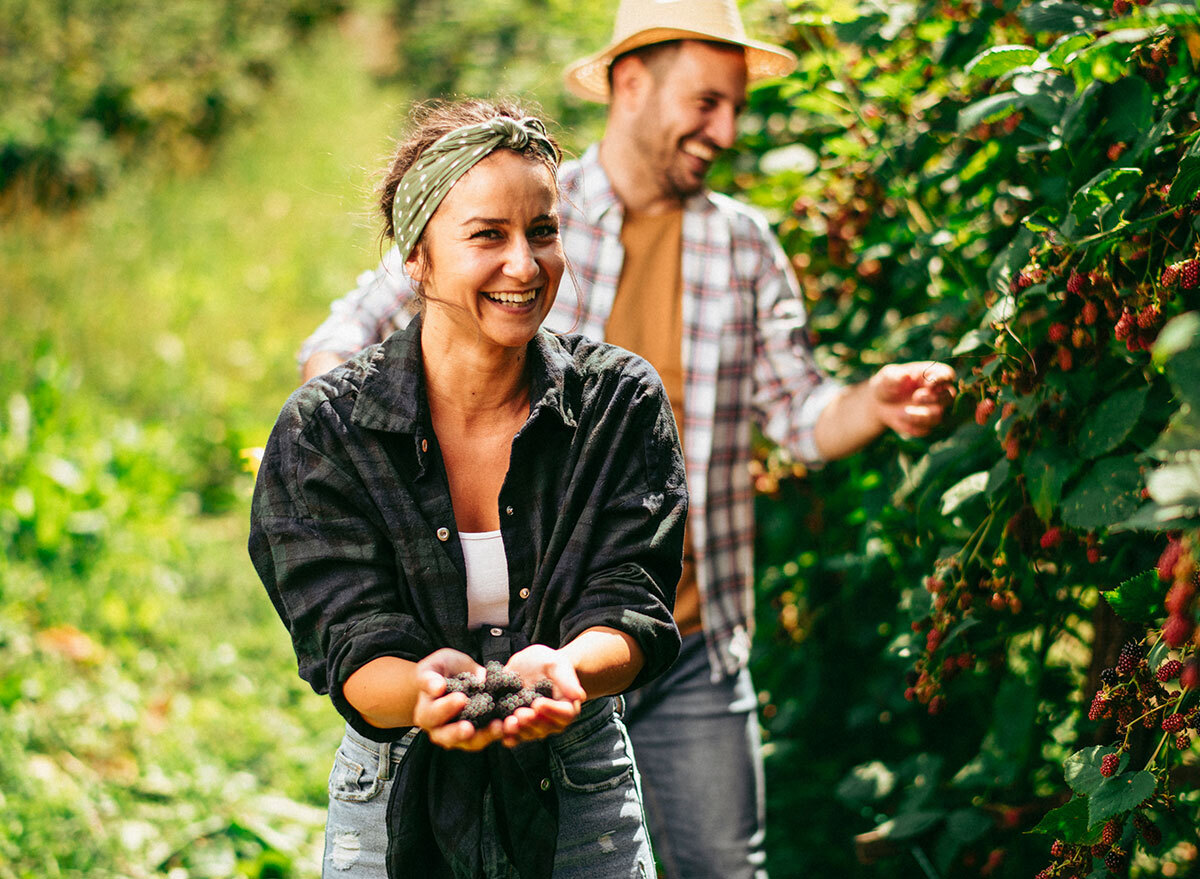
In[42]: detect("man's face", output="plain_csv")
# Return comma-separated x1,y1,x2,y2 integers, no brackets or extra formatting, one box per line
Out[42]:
630,41,749,201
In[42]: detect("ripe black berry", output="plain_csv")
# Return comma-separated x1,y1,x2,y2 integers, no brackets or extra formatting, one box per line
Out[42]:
1116,640,1142,675
1100,667,1118,687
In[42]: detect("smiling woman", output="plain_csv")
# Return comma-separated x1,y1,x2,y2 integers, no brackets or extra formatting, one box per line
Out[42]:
248,99,688,878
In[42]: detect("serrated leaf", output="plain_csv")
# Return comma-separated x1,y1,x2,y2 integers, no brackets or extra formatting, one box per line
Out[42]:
1025,446,1078,521
1061,457,1143,530
1020,0,1106,33
1103,570,1162,624
1088,770,1157,826
1064,746,1122,796
1027,796,1101,844
957,92,1026,133
1168,136,1200,206
1076,387,1150,459
965,45,1041,78
1071,167,1143,226
941,471,989,516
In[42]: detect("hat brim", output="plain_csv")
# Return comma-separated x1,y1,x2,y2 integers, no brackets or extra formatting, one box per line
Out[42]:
563,28,797,103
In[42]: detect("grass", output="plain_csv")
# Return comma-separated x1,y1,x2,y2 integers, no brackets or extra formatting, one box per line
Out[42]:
0,15,414,878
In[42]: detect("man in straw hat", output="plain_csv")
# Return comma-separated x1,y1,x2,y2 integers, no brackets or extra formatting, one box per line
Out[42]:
299,1,956,876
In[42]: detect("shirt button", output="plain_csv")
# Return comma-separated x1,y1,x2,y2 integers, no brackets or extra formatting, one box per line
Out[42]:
539,778,551,792
436,527,450,541
489,627,503,637
505,505,514,516
518,588,530,599
421,439,428,452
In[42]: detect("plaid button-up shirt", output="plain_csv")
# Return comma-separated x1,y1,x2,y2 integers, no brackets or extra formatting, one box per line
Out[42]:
299,146,841,679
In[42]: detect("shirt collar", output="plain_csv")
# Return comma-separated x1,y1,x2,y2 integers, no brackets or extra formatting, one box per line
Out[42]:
351,314,578,435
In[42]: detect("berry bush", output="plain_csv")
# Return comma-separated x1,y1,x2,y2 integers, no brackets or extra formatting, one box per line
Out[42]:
731,1,1200,875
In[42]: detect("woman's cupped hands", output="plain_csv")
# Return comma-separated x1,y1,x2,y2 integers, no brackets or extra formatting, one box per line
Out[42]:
413,646,584,751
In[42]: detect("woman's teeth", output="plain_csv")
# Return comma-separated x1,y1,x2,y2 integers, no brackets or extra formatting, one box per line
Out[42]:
484,288,538,304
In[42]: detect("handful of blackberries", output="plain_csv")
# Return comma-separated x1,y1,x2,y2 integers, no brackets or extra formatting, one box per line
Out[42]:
446,661,555,728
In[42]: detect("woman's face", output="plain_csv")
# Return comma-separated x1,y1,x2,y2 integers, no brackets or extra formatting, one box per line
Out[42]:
407,149,563,352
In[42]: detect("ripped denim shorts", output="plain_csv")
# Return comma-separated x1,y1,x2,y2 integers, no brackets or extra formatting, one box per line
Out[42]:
322,697,653,879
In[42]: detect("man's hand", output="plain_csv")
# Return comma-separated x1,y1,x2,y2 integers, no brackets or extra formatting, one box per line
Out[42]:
867,361,957,438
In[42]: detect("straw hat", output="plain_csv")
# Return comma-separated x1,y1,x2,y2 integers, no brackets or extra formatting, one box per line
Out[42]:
563,0,797,104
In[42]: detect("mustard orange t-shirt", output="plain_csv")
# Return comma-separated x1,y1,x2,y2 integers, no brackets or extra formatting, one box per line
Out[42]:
605,209,701,636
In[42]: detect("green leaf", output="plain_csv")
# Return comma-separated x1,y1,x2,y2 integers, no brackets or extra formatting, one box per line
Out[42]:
965,45,1041,78
1025,446,1078,521
1152,312,1200,364
1071,167,1143,226
1168,135,1200,206
935,808,994,873
1027,796,1101,844
1088,770,1157,826
1076,387,1150,459
1046,32,1093,67
1020,0,1106,33
957,92,1026,133
1102,570,1163,624
1061,457,1143,530
836,761,897,806
871,810,945,841
1064,746,1122,796
1148,637,1171,672
1150,405,1200,460
941,471,989,516
986,458,1011,495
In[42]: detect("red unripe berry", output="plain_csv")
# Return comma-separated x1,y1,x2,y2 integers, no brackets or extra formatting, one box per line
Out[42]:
1056,346,1073,371
928,695,944,715
1015,271,1033,290
1100,753,1120,776
1158,659,1184,681
1182,661,1199,690
1184,259,1200,289
1107,141,1127,160
1087,546,1101,563
1138,305,1161,328
1114,310,1134,340
1003,432,1019,460
1163,613,1195,647
904,686,917,701
975,398,996,425
1088,692,1108,721
1166,581,1195,614
1158,537,1184,582
1050,840,1064,858
1081,300,1099,325
1066,271,1085,294
1101,819,1121,845
1176,732,1191,750
1048,322,1069,343
1163,712,1187,732
926,627,944,651
1161,263,1180,286
1040,527,1063,549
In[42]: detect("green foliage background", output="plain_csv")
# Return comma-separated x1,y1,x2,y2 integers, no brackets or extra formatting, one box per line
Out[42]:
3,0,1200,877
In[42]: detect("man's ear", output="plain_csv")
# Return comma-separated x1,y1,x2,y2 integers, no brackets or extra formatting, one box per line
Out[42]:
609,55,650,108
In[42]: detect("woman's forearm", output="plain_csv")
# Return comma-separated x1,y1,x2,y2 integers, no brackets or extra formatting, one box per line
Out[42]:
559,626,646,700
343,655,423,729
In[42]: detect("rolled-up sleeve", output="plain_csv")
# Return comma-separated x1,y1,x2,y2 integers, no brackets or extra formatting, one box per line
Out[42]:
248,396,434,740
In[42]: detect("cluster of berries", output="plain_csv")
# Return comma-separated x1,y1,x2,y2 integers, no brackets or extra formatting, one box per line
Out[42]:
446,661,555,728
1158,537,1199,659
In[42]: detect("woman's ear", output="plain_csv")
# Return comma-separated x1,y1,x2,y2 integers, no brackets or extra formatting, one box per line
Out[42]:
405,245,427,283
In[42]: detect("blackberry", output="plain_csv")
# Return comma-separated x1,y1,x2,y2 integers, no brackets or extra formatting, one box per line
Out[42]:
1137,305,1160,328
1157,659,1183,682
496,692,529,716
484,661,524,695
444,673,476,694
1056,346,1073,371
1163,713,1186,733
1100,753,1120,777
460,692,496,725
534,679,554,698
1114,310,1134,340
1116,640,1142,675
1088,693,1109,721
1104,848,1124,871
1176,732,1191,750
1067,271,1085,295
1100,667,1118,687
1162,263,1180,286
1050,839,1064,858
1141,822,1162,847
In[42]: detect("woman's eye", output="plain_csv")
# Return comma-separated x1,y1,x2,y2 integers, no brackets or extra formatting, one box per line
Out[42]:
531,224,559,239
470,228,501,240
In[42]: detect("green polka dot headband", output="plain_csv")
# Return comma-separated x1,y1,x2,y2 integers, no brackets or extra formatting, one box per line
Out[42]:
392,115,561,261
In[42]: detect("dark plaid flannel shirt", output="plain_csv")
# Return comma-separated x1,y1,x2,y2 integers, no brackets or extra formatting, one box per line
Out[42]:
249,316,686,741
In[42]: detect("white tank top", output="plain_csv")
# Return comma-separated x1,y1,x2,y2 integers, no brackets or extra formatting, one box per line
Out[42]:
459,530,510,628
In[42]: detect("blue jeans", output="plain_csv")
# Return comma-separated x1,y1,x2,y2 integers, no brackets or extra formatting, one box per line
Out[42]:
622,633,767,879
322,697,653,878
